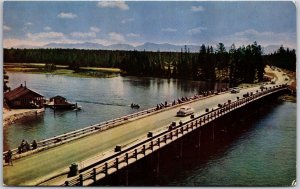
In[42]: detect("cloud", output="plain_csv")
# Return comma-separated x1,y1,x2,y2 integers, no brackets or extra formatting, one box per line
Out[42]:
97,1,129,10
4,25,11,31
57,12,78,19
43,26,52,31
121,18,134,24
70,32,97,38
27,31,65,41
126,33,140,38
25,22,33,26
215,29,296,49
3,38,47,48
90,26,101,33
191,6,205,12
162,28,177,32
108,32,125,43
186,26,207,35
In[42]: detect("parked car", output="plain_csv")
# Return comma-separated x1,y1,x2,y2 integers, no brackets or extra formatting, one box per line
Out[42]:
231,87,240,93
176,106,194,117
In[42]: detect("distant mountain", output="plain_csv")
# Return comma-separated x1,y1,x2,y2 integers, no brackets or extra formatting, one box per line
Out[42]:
262,45,281,54
13,42,288,55
44,42,105,49
106,43,135,50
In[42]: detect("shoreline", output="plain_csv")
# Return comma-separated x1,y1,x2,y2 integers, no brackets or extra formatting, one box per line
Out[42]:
3,108,45,127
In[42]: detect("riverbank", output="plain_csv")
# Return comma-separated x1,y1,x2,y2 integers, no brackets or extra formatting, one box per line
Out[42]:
4,63,121,78
3,108,45,127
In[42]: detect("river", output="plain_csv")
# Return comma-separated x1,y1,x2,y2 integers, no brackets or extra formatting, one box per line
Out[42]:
3,72,296,186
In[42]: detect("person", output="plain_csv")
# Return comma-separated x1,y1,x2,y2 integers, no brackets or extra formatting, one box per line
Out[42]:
20,139,26,153
25,141,31,151
32,140,37,150
5,150,13,166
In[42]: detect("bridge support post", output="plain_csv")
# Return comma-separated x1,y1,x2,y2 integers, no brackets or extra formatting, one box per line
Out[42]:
212,122,215,143
198,129,201,150
178,139,183,159
155,151,160,177
65,181,69,186
124,169,129,186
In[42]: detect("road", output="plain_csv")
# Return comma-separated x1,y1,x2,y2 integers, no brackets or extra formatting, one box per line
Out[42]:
3,67,287,186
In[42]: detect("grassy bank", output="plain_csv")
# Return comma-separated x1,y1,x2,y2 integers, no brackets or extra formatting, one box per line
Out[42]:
4,63,121,78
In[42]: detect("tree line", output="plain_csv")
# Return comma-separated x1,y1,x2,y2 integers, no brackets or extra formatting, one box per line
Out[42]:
4,42,295,84
263,46,296,71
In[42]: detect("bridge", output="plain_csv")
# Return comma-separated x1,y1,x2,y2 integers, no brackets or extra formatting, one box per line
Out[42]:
3,68,291,186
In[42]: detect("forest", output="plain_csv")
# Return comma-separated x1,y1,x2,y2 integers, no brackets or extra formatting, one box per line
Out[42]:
4,42,296,84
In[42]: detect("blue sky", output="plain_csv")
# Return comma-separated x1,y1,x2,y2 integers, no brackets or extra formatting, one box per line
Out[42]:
3,1,296,49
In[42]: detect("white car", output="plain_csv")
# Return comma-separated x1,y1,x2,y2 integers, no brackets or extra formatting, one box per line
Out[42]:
176,106,194,117
231,87,240,93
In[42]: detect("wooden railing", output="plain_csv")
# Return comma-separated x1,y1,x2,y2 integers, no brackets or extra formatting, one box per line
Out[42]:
63,84,288,186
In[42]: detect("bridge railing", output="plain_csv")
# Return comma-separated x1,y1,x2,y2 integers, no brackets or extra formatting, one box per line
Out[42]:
3,88,230,159
63,84,287,186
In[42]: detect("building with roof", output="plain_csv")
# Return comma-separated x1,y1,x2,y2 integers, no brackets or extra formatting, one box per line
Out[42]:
47,95,76,110
4,84,44,109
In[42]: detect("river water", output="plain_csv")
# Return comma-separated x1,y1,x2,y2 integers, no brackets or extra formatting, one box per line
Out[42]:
3,72,296,186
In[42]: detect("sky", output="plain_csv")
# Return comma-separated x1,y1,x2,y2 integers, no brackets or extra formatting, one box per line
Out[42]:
3,1,297,49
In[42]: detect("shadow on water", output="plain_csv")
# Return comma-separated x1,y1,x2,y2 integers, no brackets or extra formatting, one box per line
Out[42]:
96,96,285,186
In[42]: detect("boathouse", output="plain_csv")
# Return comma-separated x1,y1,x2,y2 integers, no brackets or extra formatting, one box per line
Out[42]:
4,84,44,109
49,95,69,105
48,95,76,110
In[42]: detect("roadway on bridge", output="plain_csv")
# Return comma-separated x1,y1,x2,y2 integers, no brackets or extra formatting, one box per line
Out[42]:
3,67,287,186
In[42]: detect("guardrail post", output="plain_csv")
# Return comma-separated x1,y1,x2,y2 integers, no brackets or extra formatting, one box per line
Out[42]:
79,174,83,186
170,132,173,140
126,153,129,164
176,129,179,136
105,162,108,176
150,141,153,151
158,138,160,147
116,158,119,170
164,135,167,143
143,145,146,155
93,168,96,182
135,149,138,159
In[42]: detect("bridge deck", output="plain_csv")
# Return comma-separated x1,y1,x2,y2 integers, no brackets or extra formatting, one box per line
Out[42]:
3,67,288,186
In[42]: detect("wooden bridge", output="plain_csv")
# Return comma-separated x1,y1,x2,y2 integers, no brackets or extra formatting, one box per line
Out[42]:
62,84,288,186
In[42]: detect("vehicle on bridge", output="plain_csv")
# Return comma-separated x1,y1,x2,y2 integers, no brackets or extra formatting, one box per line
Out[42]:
231,87,240,93
271,80,276,84
176,106,194,117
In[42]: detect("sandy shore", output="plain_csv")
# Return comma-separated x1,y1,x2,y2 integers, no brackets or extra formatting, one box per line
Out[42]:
3,108,45,127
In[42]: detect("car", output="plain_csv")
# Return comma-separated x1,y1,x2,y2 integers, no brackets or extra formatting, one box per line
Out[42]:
231,87,240,93
260,85,267,90
176,106,194,117
271,81,276,84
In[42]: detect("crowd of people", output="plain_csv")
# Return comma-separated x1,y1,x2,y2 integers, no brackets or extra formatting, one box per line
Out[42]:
17,139,38,154
155,88,229,111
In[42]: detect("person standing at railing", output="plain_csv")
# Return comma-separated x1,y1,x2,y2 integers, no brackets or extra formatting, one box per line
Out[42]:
32,140,37,150
5,150,13,166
